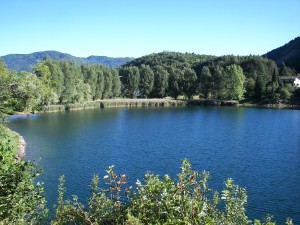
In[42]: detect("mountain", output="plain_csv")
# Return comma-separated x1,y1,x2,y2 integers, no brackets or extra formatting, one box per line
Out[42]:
263,37,300,72
0,51,134,71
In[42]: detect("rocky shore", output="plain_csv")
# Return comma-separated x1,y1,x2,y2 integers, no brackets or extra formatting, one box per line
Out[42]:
14,132,26,160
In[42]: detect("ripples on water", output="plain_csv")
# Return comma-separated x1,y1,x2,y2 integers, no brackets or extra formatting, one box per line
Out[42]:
9,107,300,224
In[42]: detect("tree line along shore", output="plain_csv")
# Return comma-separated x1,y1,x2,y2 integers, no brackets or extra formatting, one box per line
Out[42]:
1,52,300,117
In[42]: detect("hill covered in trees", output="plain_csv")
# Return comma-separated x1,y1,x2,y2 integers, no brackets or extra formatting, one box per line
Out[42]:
120,51,299,103
264,37,300,72
0,51,134,71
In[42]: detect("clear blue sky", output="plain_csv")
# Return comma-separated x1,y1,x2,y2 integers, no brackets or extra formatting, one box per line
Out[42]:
1,0,299,58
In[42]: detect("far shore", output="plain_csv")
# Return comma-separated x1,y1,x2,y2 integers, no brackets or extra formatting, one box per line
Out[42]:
42,99,300,112
11,98,300,116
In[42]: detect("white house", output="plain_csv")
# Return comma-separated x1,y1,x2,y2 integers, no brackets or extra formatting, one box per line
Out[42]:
294,78,300,88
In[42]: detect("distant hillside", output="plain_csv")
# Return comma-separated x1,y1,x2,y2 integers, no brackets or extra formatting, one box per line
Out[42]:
264,37,300,72
0,51,134,71
122,51,216,69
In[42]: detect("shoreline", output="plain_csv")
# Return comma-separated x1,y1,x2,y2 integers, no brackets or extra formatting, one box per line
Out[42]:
12,98,300,115
13,131,26,160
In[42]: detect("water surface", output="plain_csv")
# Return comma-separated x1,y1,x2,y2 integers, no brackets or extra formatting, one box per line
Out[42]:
9,107,300,223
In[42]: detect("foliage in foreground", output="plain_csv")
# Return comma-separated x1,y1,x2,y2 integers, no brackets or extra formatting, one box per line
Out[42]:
50,159,293,225
0,131,47,225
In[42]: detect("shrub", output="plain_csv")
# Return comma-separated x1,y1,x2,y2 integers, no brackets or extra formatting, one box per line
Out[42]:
0,138,48,224
49,159,294,224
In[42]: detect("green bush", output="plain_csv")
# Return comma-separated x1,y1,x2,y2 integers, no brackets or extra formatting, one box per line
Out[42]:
49,159,294,225
0,137,48,224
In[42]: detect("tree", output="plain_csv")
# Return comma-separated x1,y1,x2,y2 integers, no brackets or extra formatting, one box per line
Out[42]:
210,65,223,99
111,68,121,98
13,72,45,112
168,67,183,99
102,68,113,99
151,65,169,98
254,62,269,102
220,64,245,100
139,64,154,98
0,60,15,121
34,59,59,105
181,67,197,99
120,66,140,98
49,59,65,101
81,64,98,100
94,65,105,100
59,60,88,103
244,78,256,100
200,66,213,99
34,58,64,103
60,61,77,103
280,63,296,77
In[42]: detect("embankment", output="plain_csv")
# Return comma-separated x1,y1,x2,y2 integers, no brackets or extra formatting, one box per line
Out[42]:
38,99,244,113
14,132,26,160
39,99,188,113
35,99,300,113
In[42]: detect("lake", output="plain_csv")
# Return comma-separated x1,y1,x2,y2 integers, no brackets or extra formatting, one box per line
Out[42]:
9,106,300,224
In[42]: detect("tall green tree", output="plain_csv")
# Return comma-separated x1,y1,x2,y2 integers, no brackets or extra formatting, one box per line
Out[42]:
168,67,183,99
34,59,59,105
74,64,90,103
60,61,88,103
94,65,104,100
34,58,64,102
151,65,169,98
49,59,65,101
120,66,140,98
200,66,213,99
60,61,76,103
14,72,44,112
210,65,223,99
280,62,296,77
81,64,98,100
264,61,280,103
102,68,113,99
0,60,15,120
111,68,121,98
139,64,154,98
181,67,197,99
220,64,245,100
254,61,269,101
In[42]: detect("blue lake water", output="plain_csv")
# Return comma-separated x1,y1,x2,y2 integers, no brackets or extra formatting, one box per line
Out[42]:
9,106,300,224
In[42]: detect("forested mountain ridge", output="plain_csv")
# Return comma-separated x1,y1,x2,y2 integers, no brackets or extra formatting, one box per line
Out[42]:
0,51,134,71
120,52,287,101
263,37,300,72
122,51,216,69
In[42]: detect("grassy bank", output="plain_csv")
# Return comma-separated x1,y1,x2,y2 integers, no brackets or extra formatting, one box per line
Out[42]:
37,98,300,113
38,99,187,113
